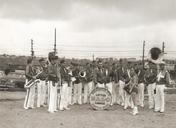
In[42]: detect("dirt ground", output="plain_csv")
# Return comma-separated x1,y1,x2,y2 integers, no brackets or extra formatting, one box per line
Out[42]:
0,91,176,128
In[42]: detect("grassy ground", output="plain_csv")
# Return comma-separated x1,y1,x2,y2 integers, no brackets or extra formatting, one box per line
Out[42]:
0,91,176,128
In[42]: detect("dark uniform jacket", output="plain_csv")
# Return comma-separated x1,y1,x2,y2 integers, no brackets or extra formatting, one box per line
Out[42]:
72,67,81,84
95,67,112,84
36,66,48,81
144,69,157,85
60,65,71,86
118,67,130,84
48,63,60,82
110,66,119,83
138,69,145,84
85,67,93,83
104,67,113,84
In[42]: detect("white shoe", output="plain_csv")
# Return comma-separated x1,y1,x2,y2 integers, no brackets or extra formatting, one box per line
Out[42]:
124,106,128,110
160,110,164,113
48,111,55,113
149,106,154,109
132,107,138,115
121,103,124,106
140,104,144,108
24,107,29,110
60,108,64,111
64,107,70,110
154,109,160,112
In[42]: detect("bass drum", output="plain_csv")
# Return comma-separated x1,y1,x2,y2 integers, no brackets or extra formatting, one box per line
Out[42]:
89,87,112,110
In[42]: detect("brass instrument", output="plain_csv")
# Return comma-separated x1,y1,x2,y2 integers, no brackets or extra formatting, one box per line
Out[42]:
24,71,42,89
79,70,86,78
148,47,164,64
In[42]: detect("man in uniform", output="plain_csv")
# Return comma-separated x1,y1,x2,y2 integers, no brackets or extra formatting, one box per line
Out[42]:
155,61,170,113
59,59,71,110
47,54,60,113
24,57,37,109
137,63,146,107
83,63,94,104
104,62,113,105
36,58,48,108
94,61,106,88
129,68,139,115
72,63,83,105
117,59,129,107
144,62,157,109
110,63,119,105
123,62,134,110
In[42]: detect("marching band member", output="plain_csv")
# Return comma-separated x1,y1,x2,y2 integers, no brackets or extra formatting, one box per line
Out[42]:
129,68,139,115
123,63,134,110
144,62,157,109
83,63,93,104
72,63,83,105
59,59,71,110
117,60,129,107
67,66,73,105
104,62,113,105
137,64,146,107
110,63,119,105
47,54,60,113
36,58,48,108
95,61,106,88
24,57,37,109
155,61,170,113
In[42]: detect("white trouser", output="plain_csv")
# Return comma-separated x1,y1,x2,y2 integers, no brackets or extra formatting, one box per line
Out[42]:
59,83,69,110
73,83,82,105
48,81,58,113
68,82,73,105
83,81,93,104
117,80,125,105
47,81,50,105
124,91,134,109
154,84,165,112
106,82,113,94
138,83,145,107
97,83,105,88
112,82,117,104
37,80,47,107
24,80,36,109
147,83,156,109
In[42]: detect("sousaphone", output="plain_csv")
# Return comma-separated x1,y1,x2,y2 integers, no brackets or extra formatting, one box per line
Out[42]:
148,47,164,64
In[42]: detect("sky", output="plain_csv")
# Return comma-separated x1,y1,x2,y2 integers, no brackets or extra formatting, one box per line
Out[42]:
0,0,176,59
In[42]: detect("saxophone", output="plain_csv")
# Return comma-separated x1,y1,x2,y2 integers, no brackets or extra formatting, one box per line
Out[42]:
24,71,42,89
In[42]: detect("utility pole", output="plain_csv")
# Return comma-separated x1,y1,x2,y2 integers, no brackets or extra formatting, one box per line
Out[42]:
31,39,34,58
162,42,165,53
142,41,145,69
92,54,95,61
54,28,57,55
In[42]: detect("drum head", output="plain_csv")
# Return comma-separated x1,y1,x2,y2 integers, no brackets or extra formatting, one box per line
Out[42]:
89,87,112,110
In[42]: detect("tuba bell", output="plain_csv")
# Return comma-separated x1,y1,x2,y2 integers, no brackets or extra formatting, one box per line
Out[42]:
148,47,164,64
79,70,86,78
